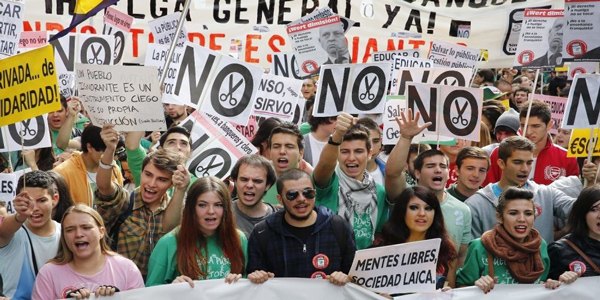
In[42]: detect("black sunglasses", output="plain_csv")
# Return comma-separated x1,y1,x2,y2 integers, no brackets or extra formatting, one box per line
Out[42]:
285,188,316,201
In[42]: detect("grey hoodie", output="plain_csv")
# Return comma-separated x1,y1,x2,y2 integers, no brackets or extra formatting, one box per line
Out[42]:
465,181,574,243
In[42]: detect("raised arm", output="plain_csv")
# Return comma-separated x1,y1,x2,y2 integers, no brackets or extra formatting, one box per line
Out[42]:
313,112,354,189
162,165,190,232
97,124,120,197
55,99,80,151
384,109,431,201
0,192,34,247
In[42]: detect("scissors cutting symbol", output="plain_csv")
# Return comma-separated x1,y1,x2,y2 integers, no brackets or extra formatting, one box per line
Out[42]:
359,76,376,101
195,155,224,177
451,100,468,126
20,119,36,136
88,44,103,64
219,74,243,106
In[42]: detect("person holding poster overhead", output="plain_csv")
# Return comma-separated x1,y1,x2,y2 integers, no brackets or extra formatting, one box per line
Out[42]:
146,177,247,287
31,205,144,299
313,113,388,250
372,186,458,291
456,187,578,293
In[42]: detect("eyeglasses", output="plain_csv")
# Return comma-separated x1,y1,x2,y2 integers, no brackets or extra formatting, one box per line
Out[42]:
285,188,316,201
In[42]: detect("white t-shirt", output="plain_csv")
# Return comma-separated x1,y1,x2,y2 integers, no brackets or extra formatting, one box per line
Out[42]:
0,221,61,298
369,167,385,186
309,133,328,166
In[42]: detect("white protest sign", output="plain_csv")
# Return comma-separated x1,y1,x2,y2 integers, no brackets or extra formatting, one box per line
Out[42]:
48,32,75,98
18,30,47,51
103,6,133,65
149,12,188,48
76,33,115,66
288,6,355,34
371,51,429,94
0,169,30,215
563,0,600,62
0,0,24,58
513,9,564,68
407,82,482,142
349,239,440,294
396,67,473,96
568,62,598,80
313,62,391,117
180,112,257,180
0,114,51,152
428,40,480,70
562,74,600,129
270,52,303,80
383,96,407,145
253,74,303,122
76,63,166,131
287,15,346,77
144,43,185,104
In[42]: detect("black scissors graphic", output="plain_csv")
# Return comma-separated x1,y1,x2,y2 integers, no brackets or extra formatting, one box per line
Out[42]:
452,100,468,126
195,155,224,177
359,76,376,101
20,119,36,136
219,74,243,106
88,44,103,64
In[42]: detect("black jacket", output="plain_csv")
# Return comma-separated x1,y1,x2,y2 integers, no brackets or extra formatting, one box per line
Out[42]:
548,233,600,279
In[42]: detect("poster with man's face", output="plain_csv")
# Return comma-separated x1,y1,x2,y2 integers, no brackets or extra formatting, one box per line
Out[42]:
562,0,600,62
513,9,564,68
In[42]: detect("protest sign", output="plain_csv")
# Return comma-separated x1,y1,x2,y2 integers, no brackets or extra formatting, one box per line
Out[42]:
270,52,302,80
567,128,600,157
0,45,60,127
399,276,600,300
397,67,473,96
563,0,600,62
144,43,184,104
513,9,564,68
535,94,567,134
349,239,440,294
313,62,390,117
0,173,17,214
288,6,355,34
103,6,133,65
287,15,346,77
407,82,482,142
0,114,51,152
568,62,598,80
383,96,407,145
0,0,24,58
230,115,258,140
561,74,600,129
75,63,166,131
371,51,430,94
149,12,188,48
77,33,115,65
18,30,47,51
428,40,480,70
180,112,257,180
253,74,303,122
48,32,76,98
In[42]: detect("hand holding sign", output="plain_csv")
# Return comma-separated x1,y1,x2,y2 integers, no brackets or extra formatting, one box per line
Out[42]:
172,165,191,191
333,112,356,142
100,124,120,151
67,98,81,118
475,275,498,294
14,191,35,220
397,108,432,140
327,271,351,286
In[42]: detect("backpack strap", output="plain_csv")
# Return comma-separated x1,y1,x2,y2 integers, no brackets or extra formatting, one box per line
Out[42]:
22,225,39,275
109,191,135,250
330,215,348,258
487,251,495,278
564,239,600,274
255,220,269,257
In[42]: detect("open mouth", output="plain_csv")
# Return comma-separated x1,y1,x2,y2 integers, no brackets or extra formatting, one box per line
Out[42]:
30,214,43,222
346,163,359,173
294,203,309,214
204,218,217,226
432,176,443,183
515,225,527,234
75,241,89,250
143,187,158,199
415,219,428,225
242,192,256,201
277,158,289,168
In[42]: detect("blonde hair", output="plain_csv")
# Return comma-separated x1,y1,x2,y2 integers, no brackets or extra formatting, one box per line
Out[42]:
51,204,116,265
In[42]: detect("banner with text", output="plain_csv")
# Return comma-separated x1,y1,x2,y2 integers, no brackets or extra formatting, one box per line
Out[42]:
563,0,600,62
513,9,564,68
103,6,134,65
76,64,166,131
253,74,303,122
0,169,31,215
428,40,480,70
0,114,51,152
383,96,407,145
0,0,24,58
535,94,567,134
562,74,600,129
371,50,429,95
567,128,600,157
149,12,188,48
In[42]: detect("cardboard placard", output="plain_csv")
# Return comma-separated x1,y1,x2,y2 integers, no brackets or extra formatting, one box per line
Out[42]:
383,96,407,145
513,9,564,68
568,62,598,80
567,128,600,157
103,6,133,65
562,74,600,129
148,12,188,47
563,0,600,62
535,94,567,135
0,114,52,152
253,73,303,122
428,40,480,70
0,0,24,58
18,31,47,51
371,51,430,95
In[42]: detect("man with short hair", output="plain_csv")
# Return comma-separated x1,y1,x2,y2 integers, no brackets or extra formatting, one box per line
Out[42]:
231,154,277,238
385,110,471,264
164,102,188,128
482,109,520,156
263,122,306,206
95,124,190,278
466,136,580,243
247,169,355,285
314,113,389,250
356,118,385,186
303,115,337,167
0,171,61,300
486,100,579,185
54,125,124,206
447,147,490,202
513,86,531,110
301,78,317,100
405,143,431,186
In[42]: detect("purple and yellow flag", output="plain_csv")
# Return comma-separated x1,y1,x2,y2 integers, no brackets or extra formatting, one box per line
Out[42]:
49,0,119,41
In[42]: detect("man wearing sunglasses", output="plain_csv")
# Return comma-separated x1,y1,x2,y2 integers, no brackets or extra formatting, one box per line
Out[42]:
313,112,389,250
247,169,356,285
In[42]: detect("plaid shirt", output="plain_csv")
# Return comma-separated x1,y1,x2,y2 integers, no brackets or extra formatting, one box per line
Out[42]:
96,186,169,278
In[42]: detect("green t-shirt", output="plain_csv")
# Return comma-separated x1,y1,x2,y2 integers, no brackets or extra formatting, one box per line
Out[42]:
146,229,248,286
314,171,389,250
456,238,550,286
299,122,311,135
440,192,472,250
263,185,279,206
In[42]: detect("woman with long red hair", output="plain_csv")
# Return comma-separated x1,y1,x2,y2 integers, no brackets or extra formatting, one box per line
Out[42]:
146,176,247,286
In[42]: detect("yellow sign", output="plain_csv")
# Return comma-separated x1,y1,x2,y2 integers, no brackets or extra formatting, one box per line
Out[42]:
567,128,600,157
0,45,60,127
500,100,510,111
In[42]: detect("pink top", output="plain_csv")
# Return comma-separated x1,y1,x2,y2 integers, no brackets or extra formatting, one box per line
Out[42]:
32,254,144,299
